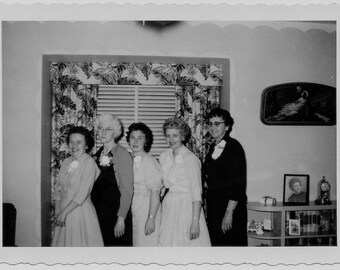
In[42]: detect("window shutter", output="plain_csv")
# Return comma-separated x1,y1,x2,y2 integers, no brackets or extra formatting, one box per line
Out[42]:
97,85,176,158
137,85,177,157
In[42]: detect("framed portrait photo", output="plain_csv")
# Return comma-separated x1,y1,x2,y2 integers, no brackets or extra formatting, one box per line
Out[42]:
288,219,301,235
283,174,309,205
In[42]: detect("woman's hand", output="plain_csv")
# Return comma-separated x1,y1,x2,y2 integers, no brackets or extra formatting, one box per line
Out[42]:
114,216,125,238
222,210,233,233
144,217,155,236
53,200,79,228
190,220,200,240
54,211,67,227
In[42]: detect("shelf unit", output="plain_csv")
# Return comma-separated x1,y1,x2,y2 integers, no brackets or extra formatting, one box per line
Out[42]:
247,201,337,246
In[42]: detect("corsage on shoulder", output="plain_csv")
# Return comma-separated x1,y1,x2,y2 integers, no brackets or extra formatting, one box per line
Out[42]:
212,140,226,160
68,160,79,173
100,155,113,167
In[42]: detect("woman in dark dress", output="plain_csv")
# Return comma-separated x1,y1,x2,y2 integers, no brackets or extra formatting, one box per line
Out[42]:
91,114,134,246
202,108,248,246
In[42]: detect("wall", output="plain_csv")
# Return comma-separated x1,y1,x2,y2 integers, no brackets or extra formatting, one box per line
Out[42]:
2,21,336,246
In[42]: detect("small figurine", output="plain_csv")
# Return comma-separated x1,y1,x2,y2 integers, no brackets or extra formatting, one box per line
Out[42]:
315,176,331,205
256,222,264,235
247,220,265,235
247,220,257,233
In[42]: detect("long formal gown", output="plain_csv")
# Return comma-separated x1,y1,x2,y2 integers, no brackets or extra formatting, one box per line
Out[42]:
158,146,211,247
51,153,104,247
132,153,162,246
203,134,248,246
91,147,133,246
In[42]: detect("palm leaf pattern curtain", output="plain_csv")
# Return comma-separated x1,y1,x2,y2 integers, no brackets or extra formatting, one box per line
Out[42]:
50,61,223,221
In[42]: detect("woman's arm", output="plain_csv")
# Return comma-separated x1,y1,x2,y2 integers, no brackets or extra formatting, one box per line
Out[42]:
186,153,203,240
144,156,162,235
222,140,246,233
222,200,238,233
116,148,134,218
53,161,66,226
114,147,134,238
55,156,99,227
226,140,247,201
55,200,79,227
73,157,99,205
190,201,201,239
53,160,65,216
54,201,61,215
144,189,161,235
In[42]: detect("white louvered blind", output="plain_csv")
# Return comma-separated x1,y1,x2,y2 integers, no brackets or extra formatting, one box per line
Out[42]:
97,85,177,158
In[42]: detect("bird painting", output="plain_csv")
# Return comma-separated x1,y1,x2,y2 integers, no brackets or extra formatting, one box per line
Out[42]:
267,86,309,121
261,82,335,125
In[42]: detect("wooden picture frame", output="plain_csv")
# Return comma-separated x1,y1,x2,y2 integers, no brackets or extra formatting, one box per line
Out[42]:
283,174,309,205
260,82,336,125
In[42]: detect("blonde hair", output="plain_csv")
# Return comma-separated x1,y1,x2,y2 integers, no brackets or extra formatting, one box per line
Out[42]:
94,113,123,140
163,117,191,143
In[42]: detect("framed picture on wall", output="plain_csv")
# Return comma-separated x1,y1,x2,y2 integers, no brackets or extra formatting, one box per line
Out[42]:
283,174,309,205
260,82,336,126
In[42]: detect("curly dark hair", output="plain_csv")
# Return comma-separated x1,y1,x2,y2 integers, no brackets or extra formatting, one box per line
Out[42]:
162,117,191,144
66,126,95,153
126,122,154,153
289,177,302,191
207,107,234,134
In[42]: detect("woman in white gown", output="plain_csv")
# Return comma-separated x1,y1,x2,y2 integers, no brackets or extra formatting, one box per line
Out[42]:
52,126,104,247
158,117,211,247
127,122,162,246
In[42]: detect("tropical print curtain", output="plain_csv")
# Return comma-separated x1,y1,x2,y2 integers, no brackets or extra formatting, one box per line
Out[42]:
50,61,222,222
176,85,221,161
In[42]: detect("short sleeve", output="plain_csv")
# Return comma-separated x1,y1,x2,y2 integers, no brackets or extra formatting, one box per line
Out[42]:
144,155,162,191
186,153,202,202
73,157,100,205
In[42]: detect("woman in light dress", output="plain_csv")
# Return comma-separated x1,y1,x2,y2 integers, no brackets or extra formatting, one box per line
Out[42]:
158,117,211,246
52,126,104,247
127,122,162,246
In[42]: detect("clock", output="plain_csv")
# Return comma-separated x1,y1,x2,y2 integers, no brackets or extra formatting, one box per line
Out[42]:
315,176,331,205
320,181,330,192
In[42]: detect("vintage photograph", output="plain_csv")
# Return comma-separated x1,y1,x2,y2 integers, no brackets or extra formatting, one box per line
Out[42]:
1,1,338,269
2,20,335,247
283,174,310,205
288,219,301,236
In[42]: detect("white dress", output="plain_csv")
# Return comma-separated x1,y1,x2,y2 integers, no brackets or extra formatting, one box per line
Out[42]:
132,153,162,246
158,146,211,247
51,153,104,247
